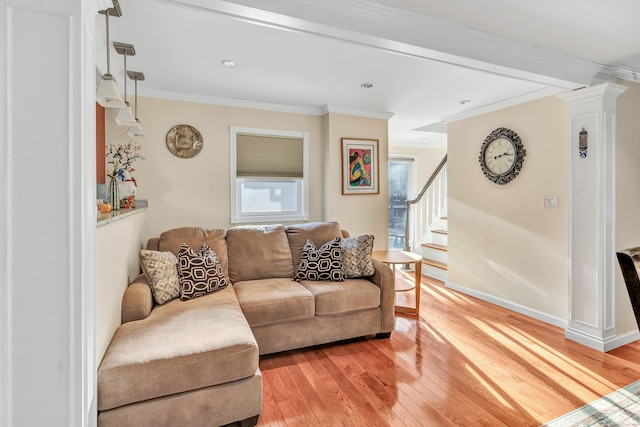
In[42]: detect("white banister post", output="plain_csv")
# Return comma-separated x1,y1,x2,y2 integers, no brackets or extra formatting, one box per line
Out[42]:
559,83,627,351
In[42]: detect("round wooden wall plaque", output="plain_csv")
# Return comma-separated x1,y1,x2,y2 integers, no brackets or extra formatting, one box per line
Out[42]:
166,124,203,158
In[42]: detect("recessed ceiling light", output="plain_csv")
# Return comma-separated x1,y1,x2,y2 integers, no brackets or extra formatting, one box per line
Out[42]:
221,59,236,68
360,82,374,89
458,99,471,105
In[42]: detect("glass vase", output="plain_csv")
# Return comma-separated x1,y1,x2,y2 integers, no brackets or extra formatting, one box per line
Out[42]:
108,177,120,211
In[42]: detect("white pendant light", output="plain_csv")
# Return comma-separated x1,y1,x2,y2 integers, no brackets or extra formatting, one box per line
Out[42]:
126,71,145,138
97,2,126,108
115,102,136,126
127,118,145,138
114,42,138,126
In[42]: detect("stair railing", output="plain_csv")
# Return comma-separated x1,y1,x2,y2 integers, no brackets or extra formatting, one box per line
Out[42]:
404,154,447,253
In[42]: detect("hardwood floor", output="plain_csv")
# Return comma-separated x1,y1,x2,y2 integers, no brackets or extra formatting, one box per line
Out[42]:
256,275,640,426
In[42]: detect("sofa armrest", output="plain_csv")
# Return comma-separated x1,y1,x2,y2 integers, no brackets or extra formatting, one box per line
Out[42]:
121,274,154,323
147,237,160,251
369,258,396,333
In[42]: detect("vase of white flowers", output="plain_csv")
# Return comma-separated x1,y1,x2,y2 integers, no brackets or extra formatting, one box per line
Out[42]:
107,175,120,210
105,141,144,210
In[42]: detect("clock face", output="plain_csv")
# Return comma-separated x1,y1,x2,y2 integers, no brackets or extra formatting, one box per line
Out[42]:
479,127,526,185
483,137,516,175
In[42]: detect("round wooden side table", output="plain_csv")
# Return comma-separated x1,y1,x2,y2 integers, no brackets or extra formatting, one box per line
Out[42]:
372,250,422,316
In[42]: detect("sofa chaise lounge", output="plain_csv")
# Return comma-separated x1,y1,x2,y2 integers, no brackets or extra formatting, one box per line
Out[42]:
97,221,395,427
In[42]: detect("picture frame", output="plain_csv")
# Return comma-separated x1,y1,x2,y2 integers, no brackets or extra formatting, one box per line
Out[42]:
341,138,379,195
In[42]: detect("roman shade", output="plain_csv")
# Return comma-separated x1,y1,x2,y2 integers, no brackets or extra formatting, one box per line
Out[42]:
236,133,303,178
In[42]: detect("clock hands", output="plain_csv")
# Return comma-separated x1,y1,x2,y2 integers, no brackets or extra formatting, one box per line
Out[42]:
493,152,514,160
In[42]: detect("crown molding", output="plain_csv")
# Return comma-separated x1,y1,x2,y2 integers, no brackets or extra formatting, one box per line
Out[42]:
441,86,566,124
139,88,395,119
139,87,325,116
593,65,640,84
320,104,394,120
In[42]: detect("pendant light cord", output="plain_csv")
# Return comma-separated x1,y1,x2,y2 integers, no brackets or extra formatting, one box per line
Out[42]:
134,78,138,118
105,12,111,74
123,53,127,102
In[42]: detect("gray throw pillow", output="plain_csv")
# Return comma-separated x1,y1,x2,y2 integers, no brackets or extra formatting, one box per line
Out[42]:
341,235,375,278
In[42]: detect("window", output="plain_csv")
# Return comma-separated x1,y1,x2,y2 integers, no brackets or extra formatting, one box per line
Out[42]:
230,126,309,223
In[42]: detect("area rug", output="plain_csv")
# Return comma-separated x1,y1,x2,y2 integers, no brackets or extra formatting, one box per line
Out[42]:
542,380,640,426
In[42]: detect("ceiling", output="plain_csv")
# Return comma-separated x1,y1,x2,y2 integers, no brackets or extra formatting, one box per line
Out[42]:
100,0,640,148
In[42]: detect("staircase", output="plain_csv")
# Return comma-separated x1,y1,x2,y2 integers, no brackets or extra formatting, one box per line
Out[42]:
403,154,448,282
421,217,448,281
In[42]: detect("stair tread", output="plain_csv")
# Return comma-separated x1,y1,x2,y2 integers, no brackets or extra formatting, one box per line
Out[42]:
432,229,448,235
422,243,448,251
423,258,448,270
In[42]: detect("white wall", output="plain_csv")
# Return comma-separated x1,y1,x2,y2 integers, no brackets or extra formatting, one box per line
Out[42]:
615,79,640,336
447,95,569,322
0,1,99,426
96,213,147,363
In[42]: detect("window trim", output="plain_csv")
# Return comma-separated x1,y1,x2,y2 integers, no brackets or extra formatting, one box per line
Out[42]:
230,126,309,223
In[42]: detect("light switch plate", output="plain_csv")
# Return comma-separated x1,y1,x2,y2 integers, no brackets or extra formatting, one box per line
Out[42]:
544,197,558,209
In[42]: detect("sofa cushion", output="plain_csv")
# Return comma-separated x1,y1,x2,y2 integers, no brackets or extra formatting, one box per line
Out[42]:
286,222,342,273
299,278,381,315
341,235,375,278
97,285,258,411
294,238,344,282
226,225,293,283
233,278,315,327
177,243,228,300
157,227,229,281
139,250,180,304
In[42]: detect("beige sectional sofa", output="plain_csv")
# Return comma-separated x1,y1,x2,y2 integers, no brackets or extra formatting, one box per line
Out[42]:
97,222,395,427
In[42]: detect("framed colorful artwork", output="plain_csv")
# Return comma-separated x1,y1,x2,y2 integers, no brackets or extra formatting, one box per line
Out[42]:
341,138,379,195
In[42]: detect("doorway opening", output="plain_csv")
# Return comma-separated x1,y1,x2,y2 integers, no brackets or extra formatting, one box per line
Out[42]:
388,157,416,249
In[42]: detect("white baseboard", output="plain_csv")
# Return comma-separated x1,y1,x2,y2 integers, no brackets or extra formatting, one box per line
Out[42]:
445,280,640,352
445,280,568,329
565,328,640,352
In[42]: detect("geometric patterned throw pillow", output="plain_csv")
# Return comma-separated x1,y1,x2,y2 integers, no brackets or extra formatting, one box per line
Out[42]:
293,237,344,282
341,234,375,278
139,250,180,305
177,243,228,301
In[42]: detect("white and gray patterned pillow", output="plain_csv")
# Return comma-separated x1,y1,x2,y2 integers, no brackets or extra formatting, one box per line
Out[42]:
294,238,344,282
341,235,375,278
178,243,228,300
139,250,180,305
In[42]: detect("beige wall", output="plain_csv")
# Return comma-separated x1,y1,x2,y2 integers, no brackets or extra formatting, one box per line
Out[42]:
106,99,389,246
323,113,389,248
615,79,640,335
448,95,569,320
96,212,147,362
106,97,326,241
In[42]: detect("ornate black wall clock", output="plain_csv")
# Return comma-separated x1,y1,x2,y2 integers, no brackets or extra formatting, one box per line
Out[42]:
479,127,526,185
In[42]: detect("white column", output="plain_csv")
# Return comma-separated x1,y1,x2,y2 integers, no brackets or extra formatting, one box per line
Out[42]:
559,83,627,351
0,1,100,426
